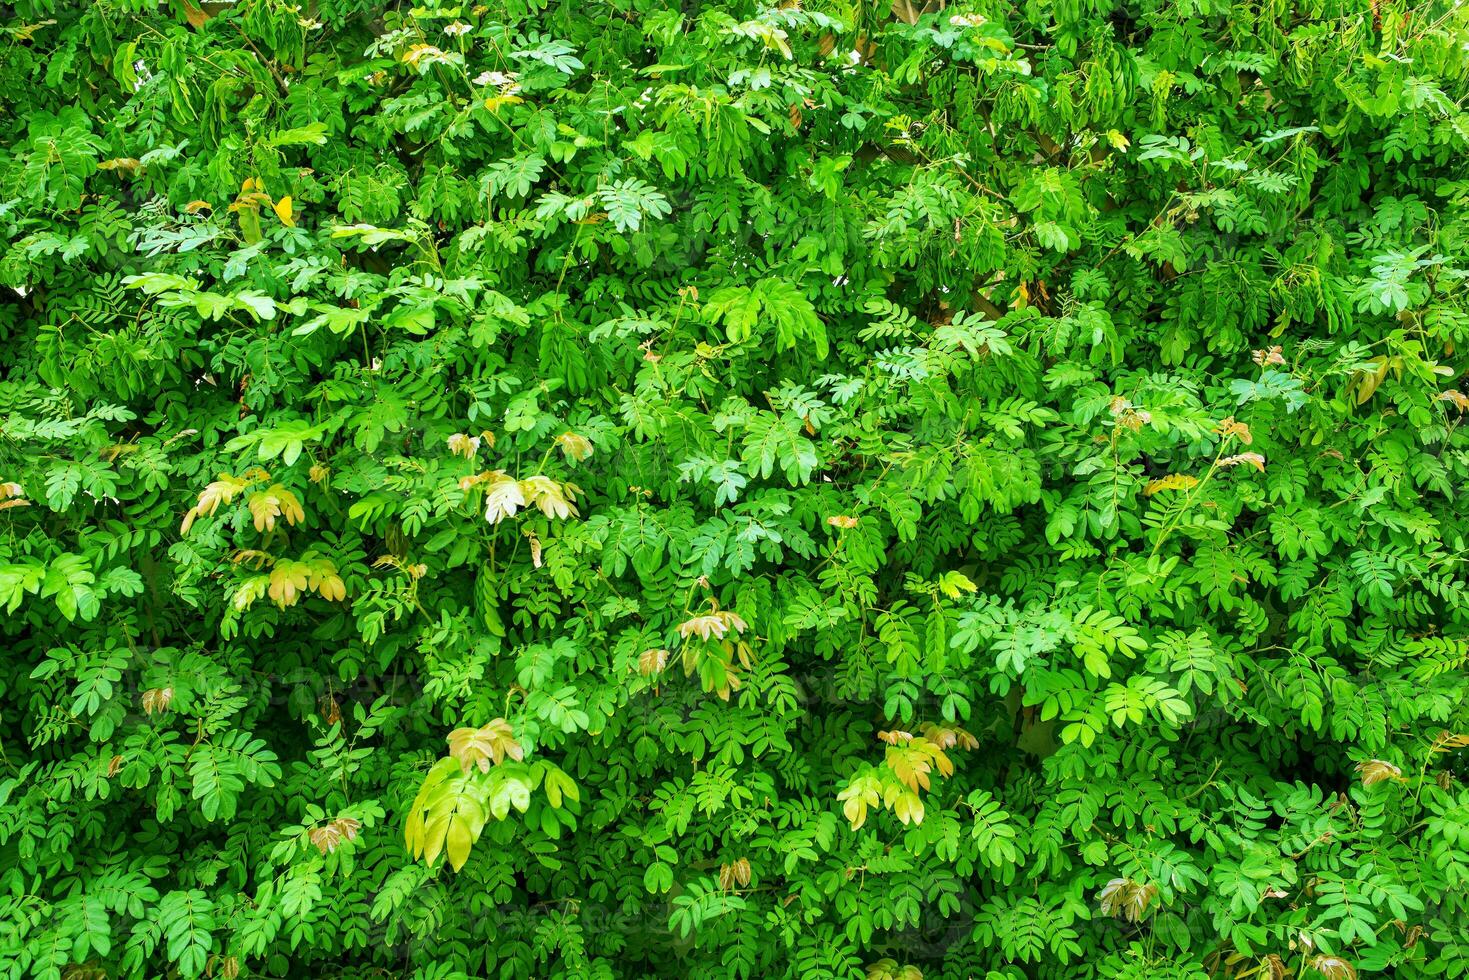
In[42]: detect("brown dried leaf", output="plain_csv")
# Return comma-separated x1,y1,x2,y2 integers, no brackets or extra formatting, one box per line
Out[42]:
309,824,343,854
1309,955,1358,980
1355,758,1404,786
1439,390,1469,411
1098,878,1158,922
182,1,210,28
141,687,174,716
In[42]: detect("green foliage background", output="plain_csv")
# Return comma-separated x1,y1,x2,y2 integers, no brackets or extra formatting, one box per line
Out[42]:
3,0,1469,977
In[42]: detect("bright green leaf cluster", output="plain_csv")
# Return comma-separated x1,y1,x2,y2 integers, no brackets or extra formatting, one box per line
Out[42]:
2,1,1469,979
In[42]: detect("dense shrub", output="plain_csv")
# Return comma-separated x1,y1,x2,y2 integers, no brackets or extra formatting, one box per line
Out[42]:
2,0,1469,977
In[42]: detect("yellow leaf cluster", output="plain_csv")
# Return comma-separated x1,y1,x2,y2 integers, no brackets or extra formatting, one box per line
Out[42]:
1353,355,1398,404
680,637,752,701
228,179,296,240
268,561,312,606
637,648,670,676
484,93,525,112
229,553,346,610
181,472,252,534
836,767,928,829
836,773,881,830
6,20,56,42
1145,473,1200,496
372,554,427,581
1430,731,1469,755
919,722,979,751
888,784,925,825
474,471,525,524
404,757,488,872
247,484,306,532
937,570,977,598
884,737,954,793
403,43,446,67
839,724,975,831
447,718,523,774
1217,416,1254,444
554,431,594,462
1108,396,1152,430
521,474,581,520
230,577,268,612
867,960,924,980
182,468,285,534
0,481,29,512
229,180,272,215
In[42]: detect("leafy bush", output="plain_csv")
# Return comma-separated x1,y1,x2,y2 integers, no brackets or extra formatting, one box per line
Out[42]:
2,1,1469,978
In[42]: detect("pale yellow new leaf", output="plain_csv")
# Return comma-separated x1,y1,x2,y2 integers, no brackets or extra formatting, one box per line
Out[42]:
482,472,526,524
